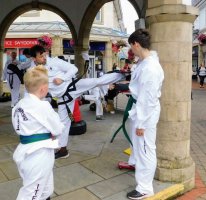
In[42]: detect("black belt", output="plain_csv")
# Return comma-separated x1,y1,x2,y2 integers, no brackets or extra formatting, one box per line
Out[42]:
57,60,90,121
7,72,14,89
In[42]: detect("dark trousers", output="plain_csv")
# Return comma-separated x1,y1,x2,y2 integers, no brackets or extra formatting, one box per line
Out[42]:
199,75,206,86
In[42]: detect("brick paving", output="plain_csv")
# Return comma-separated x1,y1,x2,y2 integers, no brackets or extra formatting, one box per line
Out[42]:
177,80,206,199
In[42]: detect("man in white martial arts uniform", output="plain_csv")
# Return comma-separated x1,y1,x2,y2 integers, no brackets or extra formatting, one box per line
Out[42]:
2,52,21,107
12,65,64,200
29,45,124,159
126,29,164,199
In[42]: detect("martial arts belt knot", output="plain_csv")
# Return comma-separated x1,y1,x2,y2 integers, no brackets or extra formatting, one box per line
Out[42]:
110,96,136,146
20,133,51,144
58,60,90,122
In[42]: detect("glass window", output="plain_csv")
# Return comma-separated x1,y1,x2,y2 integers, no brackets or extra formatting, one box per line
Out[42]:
94,10,103,24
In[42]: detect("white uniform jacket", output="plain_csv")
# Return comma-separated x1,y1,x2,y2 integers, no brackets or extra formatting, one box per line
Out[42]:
12,94,64,165
31,57,78,97
17,59,32,71
128,51,164,130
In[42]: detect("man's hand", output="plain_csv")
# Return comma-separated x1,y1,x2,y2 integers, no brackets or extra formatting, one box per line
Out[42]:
109,84,115,90
136,128,145,136
53,78,63,85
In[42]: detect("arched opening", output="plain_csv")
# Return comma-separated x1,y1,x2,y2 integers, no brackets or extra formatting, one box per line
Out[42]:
77,0,140,79
0,8,77,98
3,9,76,64
0,3,77,94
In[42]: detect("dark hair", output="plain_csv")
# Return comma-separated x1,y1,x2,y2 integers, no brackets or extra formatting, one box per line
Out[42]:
58,55,66,61
128,29,151,49
22,48,30,56
30,45,46,58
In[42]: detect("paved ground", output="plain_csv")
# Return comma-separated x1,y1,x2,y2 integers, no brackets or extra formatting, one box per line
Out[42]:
0,80,206,199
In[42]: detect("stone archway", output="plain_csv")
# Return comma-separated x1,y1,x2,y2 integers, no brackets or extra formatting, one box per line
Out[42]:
75,0,146,74
0,2,78,94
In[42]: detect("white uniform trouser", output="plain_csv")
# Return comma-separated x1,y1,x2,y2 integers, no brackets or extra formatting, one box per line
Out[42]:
84,87,103,116
57,73,123,147
16,148,54,200
128,121,157,195
6,74,21,107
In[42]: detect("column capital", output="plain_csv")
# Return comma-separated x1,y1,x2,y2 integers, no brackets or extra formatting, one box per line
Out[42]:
146,4,198,24
148,0,190,8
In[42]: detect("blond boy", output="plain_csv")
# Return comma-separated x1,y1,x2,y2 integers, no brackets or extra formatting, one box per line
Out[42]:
12,65,64,200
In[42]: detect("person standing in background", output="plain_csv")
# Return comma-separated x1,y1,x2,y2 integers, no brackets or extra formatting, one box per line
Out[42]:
197,62,206,88
2,52,21,107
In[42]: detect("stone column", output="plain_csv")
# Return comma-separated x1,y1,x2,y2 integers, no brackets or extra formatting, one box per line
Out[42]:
51,36,63,57
0,47,4,95
146,0,198,192
105,41,113,71
74,45,89,76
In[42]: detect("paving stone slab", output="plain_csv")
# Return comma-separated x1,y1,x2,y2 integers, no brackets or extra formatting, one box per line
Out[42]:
0,145,14,162
0,169,7,183
55,151,96,168
102,191,129,200
69,139,104,156
0,160,19,180
54,163,103,195
52,188,100,200
81,156,127,179
0,178,21,200
87,174,136,199
0,134,18,145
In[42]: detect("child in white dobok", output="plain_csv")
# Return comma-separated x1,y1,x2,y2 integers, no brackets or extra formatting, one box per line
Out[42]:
12,65,64,200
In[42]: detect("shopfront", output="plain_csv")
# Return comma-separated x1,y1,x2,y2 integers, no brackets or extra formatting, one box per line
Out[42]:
3,38,38,66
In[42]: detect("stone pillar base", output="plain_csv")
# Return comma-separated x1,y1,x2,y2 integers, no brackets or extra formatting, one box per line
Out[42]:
155,161,195,192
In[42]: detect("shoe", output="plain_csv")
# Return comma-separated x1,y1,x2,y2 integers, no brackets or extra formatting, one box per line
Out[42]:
55,149,69,159
96,116,105,121
46,197,50,200
118,161,135,170
127,190,152,200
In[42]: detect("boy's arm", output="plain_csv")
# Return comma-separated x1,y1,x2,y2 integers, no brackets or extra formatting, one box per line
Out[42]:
43,102,65,136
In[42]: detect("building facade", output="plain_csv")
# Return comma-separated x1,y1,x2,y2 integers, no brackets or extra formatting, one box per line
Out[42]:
192,0,206,68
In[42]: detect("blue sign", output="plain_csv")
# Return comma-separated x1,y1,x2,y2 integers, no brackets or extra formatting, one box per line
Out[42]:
63,40,105,51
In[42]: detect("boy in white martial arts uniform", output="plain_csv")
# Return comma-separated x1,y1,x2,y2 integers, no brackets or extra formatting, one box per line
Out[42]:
29,45,124,159
126,29,164,199
12,65,64,200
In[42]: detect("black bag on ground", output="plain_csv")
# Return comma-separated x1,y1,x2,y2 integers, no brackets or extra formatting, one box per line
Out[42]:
7,64,24,84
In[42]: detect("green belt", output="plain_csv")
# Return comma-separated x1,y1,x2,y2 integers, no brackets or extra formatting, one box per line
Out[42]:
110,96,136,146
20,133,51,144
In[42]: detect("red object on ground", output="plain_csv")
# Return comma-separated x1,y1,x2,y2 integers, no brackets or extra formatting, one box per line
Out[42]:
73,100,82,123
118,161,135,170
